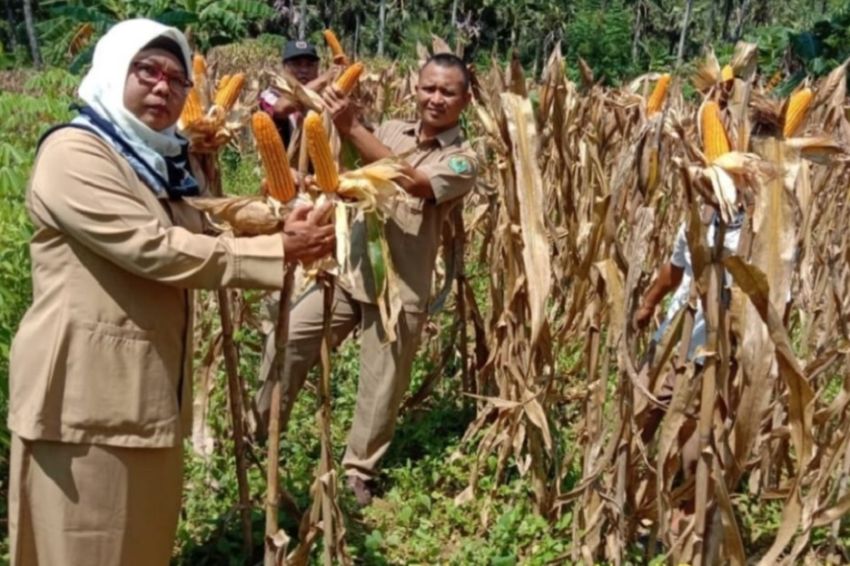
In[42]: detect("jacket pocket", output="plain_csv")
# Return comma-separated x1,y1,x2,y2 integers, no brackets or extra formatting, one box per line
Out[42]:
59,320,180,434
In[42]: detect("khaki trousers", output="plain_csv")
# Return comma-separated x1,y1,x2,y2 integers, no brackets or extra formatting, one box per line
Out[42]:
258,283,426,480
8,434,182,566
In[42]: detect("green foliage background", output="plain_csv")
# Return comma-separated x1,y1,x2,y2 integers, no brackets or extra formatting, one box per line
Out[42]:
5,1,850,83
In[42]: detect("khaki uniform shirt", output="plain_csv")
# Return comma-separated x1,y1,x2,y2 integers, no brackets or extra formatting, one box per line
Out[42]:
344,119,477,312
8,129,286,448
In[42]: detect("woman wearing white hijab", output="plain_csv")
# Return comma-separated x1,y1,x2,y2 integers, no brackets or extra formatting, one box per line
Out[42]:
6,19,333,565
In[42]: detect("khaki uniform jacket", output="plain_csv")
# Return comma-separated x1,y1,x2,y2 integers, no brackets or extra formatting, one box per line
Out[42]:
344,120,478,312
8,128,285,448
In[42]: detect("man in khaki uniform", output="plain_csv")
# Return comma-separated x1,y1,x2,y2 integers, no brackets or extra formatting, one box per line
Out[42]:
263,53,477,504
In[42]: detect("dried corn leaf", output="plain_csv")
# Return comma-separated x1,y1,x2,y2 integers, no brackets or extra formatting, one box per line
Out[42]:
336,159,409,213
431,34,452,54
706,165,739,222
729,41,759,81
693,49,722,92
724,257,814,468
500,92,552,346
785,137,847,164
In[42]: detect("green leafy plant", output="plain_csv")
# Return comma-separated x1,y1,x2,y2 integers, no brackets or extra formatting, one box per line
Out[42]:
36,0,275,69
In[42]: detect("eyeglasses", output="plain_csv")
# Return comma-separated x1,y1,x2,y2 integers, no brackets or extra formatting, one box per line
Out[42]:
131,61,193,95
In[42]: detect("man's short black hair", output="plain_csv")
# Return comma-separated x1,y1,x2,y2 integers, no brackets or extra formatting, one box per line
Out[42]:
421,53,470,91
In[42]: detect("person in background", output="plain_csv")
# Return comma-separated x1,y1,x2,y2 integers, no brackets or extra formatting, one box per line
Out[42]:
258,39,338,147
634,210,744,359
633,207,744,530
7,19,333,566
254,38,342,417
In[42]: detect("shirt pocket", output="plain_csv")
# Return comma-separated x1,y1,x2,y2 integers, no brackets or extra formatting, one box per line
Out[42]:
392,198,425,235
59,320,180,434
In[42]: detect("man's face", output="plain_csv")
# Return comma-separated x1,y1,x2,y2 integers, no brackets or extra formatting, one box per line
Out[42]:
416,63,470,132
284,56,319,85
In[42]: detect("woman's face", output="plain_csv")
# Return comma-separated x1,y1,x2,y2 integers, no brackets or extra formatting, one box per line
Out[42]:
123,48,189,131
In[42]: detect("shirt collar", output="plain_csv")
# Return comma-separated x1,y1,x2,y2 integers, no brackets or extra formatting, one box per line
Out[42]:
401,121,462,148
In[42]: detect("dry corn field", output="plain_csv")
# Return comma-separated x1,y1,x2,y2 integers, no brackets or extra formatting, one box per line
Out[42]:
188,39,850,565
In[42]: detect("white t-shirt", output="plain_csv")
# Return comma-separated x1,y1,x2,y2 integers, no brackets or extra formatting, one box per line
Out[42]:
654,214,743,360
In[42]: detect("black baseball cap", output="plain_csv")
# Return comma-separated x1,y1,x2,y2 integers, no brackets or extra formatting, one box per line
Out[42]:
282,39,319,62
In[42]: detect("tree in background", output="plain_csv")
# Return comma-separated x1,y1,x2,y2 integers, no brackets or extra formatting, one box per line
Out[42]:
23,0,41,67
5,1,850,101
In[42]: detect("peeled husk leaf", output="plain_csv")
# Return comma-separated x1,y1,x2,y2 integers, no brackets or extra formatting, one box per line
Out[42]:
179,65,256,153
691,150,773,222
784,136,849,164
625,71,670,95
335,159,410,213
749,91,784,133
181,104,254,153
431,34,452,55
729,41,759,81
190,159,407,239
186,195,291,235
813,58,848,108
269,69,324,114
706,164,739,222
693,49,722,92
712,151,776,178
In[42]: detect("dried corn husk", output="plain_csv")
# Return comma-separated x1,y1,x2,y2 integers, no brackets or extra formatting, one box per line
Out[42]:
186,195,289,235
178,56,256,153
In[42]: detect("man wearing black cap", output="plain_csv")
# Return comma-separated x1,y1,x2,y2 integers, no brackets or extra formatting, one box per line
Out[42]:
258,39,335,146
255,38,340,439
281,39,321,84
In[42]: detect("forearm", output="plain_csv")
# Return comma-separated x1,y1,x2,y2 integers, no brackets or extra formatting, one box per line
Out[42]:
131,230,286,290
272,97,300,118
641,280,671,311
305,68,337,93
641,263,683,309
347,122,393,163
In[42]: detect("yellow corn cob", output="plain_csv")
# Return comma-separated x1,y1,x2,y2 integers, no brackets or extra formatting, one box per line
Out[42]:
217,74,231,91
766,70,783,91
646,73,671,115
180,88,204,127
701,101,730,162
68,22,94,56
214,72,245,111
192,54,207,81
334,62,364,95
783,87,813,138
251,112,296,202
304,111,339,192
721,64,734,81
323,29,349,65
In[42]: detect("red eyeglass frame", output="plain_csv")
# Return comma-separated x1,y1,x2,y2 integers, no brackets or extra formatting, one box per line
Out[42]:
130,61,193,94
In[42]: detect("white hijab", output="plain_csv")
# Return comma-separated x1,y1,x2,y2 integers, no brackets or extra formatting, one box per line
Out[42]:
78,19,192,180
